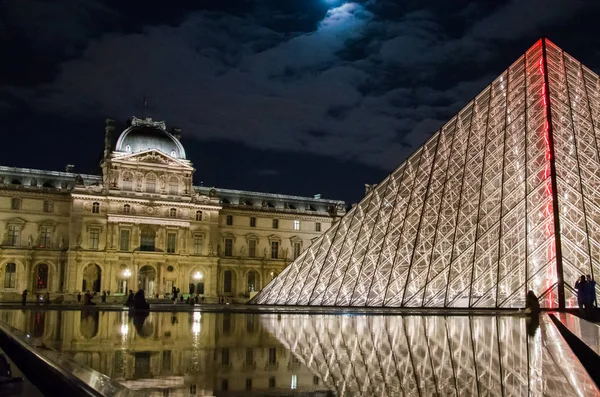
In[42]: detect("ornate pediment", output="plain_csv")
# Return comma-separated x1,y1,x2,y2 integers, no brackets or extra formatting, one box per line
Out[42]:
118,149,193,170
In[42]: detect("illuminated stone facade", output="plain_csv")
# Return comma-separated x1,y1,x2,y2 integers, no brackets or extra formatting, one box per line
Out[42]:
253,39,600,309
0,116,345,300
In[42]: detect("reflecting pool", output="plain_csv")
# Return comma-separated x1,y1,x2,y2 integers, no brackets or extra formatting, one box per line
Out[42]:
0,310,597,396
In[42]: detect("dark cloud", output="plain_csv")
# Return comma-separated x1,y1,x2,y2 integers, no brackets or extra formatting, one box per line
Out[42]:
1,0,600,204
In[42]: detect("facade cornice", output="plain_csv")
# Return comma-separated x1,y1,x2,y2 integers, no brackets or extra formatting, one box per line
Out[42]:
0,188,71,200
220,207,336,221
107,215,190,228
72,193,220,210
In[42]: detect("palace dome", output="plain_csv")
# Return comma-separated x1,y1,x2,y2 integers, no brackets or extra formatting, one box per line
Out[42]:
114,117,186,160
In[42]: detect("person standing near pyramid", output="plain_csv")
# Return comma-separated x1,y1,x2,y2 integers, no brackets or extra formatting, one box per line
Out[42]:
575,275,587,317
585,275,596,320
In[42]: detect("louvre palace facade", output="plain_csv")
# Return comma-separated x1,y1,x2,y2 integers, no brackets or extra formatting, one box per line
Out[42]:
0,116,345,300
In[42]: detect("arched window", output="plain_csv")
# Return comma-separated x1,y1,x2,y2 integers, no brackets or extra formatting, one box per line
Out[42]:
195,211,203,221
168,177,179,195
140,227,156,252
123,204,131,214
92,202,100,214
4,263,16,288
122,172,133,191
145,174,156,193
169,208,177,218
35,264,49,289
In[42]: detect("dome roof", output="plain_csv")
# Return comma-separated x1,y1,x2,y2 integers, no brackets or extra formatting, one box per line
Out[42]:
115,117,186,159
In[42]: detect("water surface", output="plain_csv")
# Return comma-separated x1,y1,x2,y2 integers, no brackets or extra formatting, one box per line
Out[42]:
0,310,596,396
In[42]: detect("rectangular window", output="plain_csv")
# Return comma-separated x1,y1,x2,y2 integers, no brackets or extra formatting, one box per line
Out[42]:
43,200,53,213
226,215,233,226
4,263,16,289
248,239,257,258
313,376,320,386
7,225,21,246
316,222,321,232
272,219,278,229
245,378,252,391
162,351,171,373
221,379,228,391
221,348,230,365
271,241,279,259
269,377,276,388
250,217,256,227
224,271,233,294
11,198,21,210
120,229,130,251
293,242,301,259
89,228,100,250
167,232,177,253
268,347,277,364
40,226,52,248
291,375,297,390
224,238,233,256
245,348,254,365
294,220,300,230
193,235,203,255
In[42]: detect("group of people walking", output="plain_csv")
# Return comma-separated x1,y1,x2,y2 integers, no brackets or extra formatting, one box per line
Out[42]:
575,274,597,320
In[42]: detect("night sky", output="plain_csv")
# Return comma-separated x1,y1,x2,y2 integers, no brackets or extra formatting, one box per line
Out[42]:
1,0,599,205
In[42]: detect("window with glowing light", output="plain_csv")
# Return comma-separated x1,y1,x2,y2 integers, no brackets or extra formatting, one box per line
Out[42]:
4,263,16,289
35,264,48,290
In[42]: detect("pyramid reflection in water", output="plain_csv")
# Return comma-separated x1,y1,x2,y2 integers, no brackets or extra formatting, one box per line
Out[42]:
252,39,600,308
263,315,597,397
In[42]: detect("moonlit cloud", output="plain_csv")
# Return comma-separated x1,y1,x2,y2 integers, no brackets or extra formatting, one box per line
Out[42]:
1,0,598,172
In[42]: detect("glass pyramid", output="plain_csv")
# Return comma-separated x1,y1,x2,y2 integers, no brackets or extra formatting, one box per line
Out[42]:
252,39,600,308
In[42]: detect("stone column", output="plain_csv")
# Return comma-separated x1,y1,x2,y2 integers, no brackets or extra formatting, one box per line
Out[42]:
158,263,164,296
106,224,112,250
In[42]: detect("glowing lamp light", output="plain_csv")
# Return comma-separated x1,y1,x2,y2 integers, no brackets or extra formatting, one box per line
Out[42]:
123,269,131,278
193,271,203,280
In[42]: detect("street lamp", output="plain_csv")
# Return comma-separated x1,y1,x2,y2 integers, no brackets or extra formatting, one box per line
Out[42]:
123,269,131,278
193,271,203,281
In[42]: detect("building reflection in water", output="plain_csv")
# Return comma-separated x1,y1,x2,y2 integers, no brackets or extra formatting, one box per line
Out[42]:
0,310,327,396
0,310,596,396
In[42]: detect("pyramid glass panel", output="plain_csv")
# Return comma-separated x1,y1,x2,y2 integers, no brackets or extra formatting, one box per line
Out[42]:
251,39,600,308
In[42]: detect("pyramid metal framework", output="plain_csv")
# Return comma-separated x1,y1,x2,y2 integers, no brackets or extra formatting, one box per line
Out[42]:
263,315,598,396
252,38,600,309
